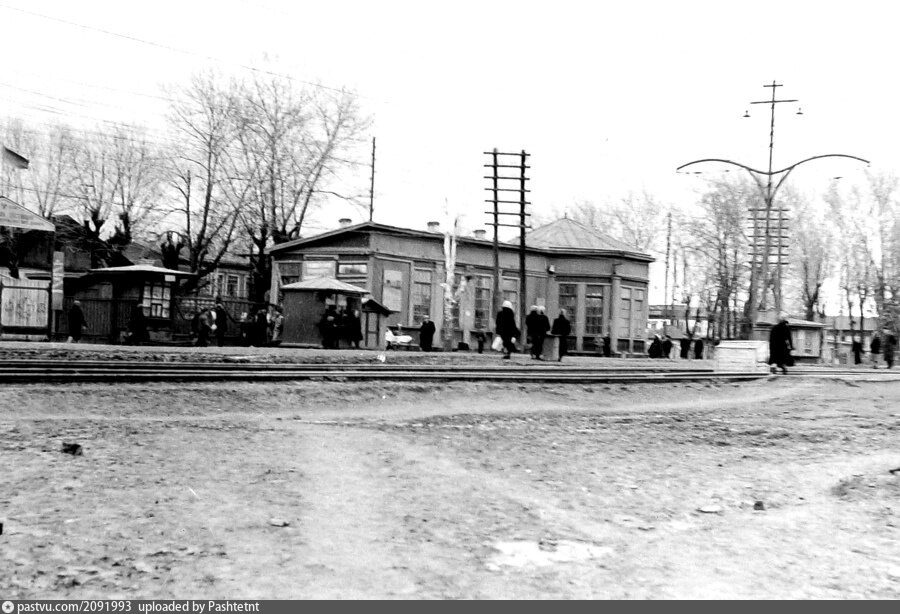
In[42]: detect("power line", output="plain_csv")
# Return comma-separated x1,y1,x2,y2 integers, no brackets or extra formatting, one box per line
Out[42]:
0,3,356,97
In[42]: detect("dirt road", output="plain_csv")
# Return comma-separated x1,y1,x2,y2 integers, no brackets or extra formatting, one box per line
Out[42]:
2,376,899,598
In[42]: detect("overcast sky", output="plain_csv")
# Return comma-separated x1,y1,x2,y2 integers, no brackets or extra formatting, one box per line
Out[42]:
2,0,896,308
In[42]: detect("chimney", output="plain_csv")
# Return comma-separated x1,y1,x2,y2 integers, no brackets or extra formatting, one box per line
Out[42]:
473,229,486,240
427,221,440,233
338,218,352,228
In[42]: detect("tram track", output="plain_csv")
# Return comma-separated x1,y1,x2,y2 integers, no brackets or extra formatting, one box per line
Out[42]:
0,359,890,384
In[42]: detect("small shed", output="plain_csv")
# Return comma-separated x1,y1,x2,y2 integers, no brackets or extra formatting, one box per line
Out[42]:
281,276,369,346
64,264,194,342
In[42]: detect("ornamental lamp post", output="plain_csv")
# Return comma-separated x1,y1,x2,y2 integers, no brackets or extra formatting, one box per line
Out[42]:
677,81,868,339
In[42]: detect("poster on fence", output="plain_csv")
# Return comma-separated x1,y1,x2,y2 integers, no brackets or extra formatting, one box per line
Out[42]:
0,275,50,329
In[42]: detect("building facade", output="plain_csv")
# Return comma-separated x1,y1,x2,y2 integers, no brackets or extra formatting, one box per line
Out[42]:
269,218,653,353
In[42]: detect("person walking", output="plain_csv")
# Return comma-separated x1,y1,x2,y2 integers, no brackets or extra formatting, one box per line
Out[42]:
871,334,882,369
67,300,86,343
768,314,794,374
884,333,897,369
495,300,520,360
213,299,230,347
851,336,863,365
419,314,436,352
530,306,551,360
551,309,571,362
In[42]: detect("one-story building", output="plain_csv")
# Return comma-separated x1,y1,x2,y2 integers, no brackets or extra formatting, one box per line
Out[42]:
268,218,653,353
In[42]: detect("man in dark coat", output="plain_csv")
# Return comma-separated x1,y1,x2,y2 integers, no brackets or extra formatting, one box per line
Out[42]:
213,299,230,347
679,334,691,359
68,300,86,343
851,336,863,365
530,306,551,360
648,334,662,358
885,333,897,369
693,336,705,360
495,300,519,359
419,315,436,352
871,335,882,368
253,306,269,347
768,314,794,374
345,308,363,349
551,309,571,362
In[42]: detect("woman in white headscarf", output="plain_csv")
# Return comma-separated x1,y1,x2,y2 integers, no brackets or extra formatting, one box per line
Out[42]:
495,300,520,359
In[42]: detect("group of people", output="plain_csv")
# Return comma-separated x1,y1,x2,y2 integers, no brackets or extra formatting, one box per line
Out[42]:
648,333,705,360
192,300,284,348
493,301,572,361
857,333,898,369
318,305,363,349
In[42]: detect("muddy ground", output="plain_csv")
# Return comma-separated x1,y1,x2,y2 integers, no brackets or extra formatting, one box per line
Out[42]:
2,375,900,599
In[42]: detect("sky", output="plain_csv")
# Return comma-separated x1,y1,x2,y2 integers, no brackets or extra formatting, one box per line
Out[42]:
2,0,898,307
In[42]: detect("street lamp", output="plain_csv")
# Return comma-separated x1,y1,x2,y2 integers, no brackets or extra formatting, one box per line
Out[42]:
677,81,868,339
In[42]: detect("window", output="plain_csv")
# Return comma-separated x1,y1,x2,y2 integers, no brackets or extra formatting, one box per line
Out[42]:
412,269,433,325
583,284,604,351
302,260,336,279
632,289,645,339
338,262,368,277
619,287,632,339
142,282,171,319
382,269,404,312
501,278,519,311
279,262,302,287
225,275,239,298
474,276,492,330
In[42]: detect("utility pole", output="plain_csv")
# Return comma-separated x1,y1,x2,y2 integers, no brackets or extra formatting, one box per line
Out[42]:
368,137,376,222
518,150,528,322
483,149,531,324
489,149,500,317
664,211,672,325
677,81,868,339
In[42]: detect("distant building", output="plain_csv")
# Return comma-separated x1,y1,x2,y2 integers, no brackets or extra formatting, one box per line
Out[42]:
268,218,654,353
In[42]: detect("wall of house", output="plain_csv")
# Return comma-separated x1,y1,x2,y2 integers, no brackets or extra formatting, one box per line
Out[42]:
270,230,652,353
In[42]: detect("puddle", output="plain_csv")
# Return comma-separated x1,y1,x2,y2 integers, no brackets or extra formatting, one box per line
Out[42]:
486,540,613,569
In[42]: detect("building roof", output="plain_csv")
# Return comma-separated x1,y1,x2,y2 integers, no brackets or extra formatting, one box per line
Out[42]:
269,219,654,261
281,276,369,296
523,218,643,254
88,264,195,277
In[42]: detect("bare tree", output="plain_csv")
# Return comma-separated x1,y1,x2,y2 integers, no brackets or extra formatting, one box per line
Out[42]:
680,177,752,339
789,196,832,321
230,74,368,301
571,190,669,252
165,72,245,292
1,120,78,219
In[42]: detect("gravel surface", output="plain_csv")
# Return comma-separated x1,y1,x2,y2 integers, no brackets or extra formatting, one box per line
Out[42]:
2,375,900,598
